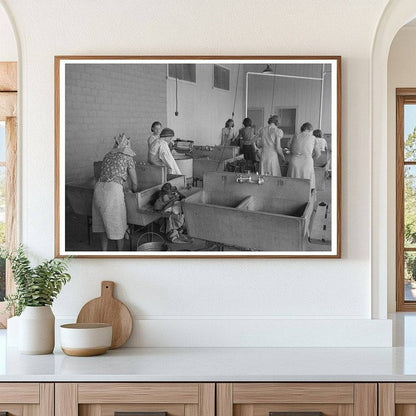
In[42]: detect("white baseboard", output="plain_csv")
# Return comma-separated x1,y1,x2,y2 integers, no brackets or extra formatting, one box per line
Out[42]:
56,317,392,347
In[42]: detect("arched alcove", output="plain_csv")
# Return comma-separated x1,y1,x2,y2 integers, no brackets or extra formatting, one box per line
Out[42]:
0,0,19,327
387,20,416,313
0,2,17,61
371,0,416,319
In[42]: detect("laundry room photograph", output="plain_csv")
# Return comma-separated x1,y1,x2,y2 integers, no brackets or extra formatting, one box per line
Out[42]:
59,58,340,257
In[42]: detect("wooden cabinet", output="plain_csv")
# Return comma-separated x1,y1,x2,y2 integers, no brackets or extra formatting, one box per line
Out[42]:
0,383,53,416
55,383,215,416
217,383,377,416
0,381,385,416
379,383,416,416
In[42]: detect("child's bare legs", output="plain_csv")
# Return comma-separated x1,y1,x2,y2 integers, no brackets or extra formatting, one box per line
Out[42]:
99,233,124,251
116,238,124,251
99,233,108,251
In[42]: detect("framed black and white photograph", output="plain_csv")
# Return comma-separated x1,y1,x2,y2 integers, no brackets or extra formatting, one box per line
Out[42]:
55,56,341,258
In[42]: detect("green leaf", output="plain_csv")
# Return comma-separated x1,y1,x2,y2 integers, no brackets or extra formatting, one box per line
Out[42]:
5,245,72,314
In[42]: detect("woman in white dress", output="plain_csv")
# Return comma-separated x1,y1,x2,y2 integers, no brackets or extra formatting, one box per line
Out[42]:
256,115,285,176
148,127,182,175
287,122,321,189
147,121,162,161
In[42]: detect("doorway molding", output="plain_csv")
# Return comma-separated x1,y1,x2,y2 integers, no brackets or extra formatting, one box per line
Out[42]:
371,0,416,319
0,1,21,328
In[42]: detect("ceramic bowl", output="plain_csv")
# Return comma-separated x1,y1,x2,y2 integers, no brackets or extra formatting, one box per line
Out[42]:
60,323,112,356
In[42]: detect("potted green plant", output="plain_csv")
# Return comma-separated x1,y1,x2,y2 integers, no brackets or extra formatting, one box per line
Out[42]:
2,245,71,354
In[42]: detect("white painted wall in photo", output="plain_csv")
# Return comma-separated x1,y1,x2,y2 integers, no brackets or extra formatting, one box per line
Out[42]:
167,64,244,146
0,0,394,346
247,72,329,134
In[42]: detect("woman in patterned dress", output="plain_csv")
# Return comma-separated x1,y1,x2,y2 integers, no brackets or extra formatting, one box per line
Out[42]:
92,133,138,251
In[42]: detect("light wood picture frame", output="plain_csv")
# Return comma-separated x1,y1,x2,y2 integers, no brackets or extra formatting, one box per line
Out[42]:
55,56,341,258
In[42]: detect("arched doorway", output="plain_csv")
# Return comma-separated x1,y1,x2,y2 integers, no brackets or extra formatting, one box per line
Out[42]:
371,0,416,319
0,0,19,327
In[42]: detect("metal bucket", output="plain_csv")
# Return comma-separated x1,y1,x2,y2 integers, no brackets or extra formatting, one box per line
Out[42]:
136,232,168,251
137,241,169,251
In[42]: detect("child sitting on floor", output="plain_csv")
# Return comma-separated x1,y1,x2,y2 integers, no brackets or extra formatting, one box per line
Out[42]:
153,183,191,243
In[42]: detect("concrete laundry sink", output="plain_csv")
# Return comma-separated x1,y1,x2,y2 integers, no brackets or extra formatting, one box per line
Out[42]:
182,172,314,251
190,145,243,185
280,150,330,191
66,163,185,227
191,145,239,160
192,155,244,184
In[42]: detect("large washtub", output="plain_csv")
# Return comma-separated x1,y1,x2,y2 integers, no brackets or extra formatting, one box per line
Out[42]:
66,163,185,227
192,155,244,183
280,150,330,191
182,172,314,251
191,145,239,160
190,145,243,184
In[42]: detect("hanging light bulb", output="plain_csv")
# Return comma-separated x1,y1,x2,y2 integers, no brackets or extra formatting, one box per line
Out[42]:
262,64,273,74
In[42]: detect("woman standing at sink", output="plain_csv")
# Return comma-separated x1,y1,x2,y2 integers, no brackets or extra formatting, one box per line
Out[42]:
221,119,238,146
148,126,182,175
256,115,285,176
238,117,258,168
287,122,321,189
92,133,138,251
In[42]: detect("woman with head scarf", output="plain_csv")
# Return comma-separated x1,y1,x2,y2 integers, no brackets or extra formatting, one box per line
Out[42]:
148,127,182,175
256,115,285,176
92,133,138,251
287,122,321,190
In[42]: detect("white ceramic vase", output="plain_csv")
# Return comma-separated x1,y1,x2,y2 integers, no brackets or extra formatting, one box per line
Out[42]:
19,305,55,354
6,315,20,347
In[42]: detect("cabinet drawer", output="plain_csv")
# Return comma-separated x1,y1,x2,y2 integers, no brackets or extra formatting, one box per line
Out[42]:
217,383,376,416
0,383,53,416
78,383,200,404
56,383,215,416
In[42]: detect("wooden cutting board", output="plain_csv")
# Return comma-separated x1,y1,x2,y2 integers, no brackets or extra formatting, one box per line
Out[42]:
76,281,133,349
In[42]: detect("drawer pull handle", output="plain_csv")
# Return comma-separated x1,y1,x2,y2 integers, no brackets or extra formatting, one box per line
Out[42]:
270,413,324,416
115,412,168,416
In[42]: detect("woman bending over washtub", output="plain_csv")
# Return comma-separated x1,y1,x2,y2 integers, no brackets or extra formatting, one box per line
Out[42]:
92,133,138,251
287,122,321,190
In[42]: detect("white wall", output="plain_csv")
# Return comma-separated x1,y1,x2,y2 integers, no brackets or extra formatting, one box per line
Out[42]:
387,26,416,312
0,4,16,61
167,64,244,146
0,0,393,347
246,64,331,135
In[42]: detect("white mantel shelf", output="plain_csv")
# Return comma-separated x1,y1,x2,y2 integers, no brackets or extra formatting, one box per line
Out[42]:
1,337,416,382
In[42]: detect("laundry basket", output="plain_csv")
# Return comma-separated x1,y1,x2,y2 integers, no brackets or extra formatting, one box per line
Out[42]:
136,231,169,251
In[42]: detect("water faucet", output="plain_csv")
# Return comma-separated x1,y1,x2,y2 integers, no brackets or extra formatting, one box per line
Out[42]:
236,174,251,183
236,174,264,184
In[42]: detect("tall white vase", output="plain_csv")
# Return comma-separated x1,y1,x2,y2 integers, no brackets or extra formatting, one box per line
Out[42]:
19,306,55,354
6,315,20,347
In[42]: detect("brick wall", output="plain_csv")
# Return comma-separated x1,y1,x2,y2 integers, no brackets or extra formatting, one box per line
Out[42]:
65,63,167,183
